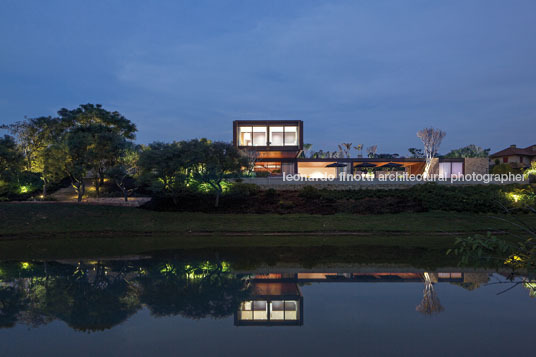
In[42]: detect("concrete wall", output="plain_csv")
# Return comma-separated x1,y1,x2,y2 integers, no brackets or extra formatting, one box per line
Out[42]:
464,158,489,175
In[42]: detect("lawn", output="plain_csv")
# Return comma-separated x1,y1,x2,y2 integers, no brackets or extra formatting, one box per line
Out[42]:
1,203,535,236
1,203,534,261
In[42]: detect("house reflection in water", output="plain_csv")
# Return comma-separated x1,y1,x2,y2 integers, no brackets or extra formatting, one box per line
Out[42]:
235,272,479,327
235,274,304,326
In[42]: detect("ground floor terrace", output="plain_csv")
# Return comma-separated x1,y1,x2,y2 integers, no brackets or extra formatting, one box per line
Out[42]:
253,157,488,179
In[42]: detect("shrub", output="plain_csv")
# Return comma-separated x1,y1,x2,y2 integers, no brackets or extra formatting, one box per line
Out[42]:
492,163,514,175
264,188,278,203
227,183,260,197
278,200,296,209
255,171,270,178
298,186,321,200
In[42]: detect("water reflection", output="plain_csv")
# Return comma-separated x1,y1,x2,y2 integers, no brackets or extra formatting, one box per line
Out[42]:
2,258,534,332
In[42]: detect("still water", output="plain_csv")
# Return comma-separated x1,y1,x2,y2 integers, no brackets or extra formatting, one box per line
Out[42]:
0,255,535,356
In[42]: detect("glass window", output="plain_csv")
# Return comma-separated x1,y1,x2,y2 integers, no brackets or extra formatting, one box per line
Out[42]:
239,126,252,146
252,126,267,146
284,126,298,146
451,162,463,177
439,162,451,178
439,162,464,178
269,126,284,146
253,300,268,320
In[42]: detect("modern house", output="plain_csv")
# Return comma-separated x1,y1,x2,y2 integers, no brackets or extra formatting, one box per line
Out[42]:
233,120,487,179
490,144,536,169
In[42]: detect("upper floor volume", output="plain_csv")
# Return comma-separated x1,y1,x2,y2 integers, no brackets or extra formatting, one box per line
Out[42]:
233,120,304,152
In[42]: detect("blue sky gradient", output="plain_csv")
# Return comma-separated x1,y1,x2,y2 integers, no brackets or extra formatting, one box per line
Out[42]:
1,0,535,155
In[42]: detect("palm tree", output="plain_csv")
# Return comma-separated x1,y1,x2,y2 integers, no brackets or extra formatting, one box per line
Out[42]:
366,145,377,158
303,143,313,158
339,143,352,158
354,144,364,158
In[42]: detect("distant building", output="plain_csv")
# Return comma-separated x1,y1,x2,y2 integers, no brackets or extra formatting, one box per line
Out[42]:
490,144,536,169
233,120,488,178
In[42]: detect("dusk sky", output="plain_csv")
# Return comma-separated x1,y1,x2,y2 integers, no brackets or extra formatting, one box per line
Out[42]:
1,0,535,155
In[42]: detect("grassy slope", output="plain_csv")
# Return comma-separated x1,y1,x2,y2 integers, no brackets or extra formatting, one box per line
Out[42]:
1,203,535,236
1,203,534,261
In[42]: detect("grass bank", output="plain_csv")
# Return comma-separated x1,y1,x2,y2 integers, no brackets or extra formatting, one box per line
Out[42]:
1,203,533,262
0,203,536,235
1,203,535,237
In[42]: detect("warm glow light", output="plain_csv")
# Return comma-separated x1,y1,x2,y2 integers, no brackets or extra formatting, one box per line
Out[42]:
20,262,31,270
19,186,30,194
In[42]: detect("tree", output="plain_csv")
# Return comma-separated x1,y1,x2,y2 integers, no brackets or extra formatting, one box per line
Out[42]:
191,141,246,207
0,135,24,182
416,272,444,315
138,142,189,194
354,144,364,158
56,105,136,197
444,144,490,158
57,104,136,140
366,145,377,158
52,127,96,202
240,149,258,175
303,143,313,158
85,125,128,198
107,144,140,201
376,153,399,159
417,127,446,178
408,147,424,158
1,117,62,173
338,143,352,158
3,117,65,197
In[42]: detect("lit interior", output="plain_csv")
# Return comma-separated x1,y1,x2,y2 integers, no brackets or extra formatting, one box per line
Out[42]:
238,125,298,147
238,300,299,321
297,162,337,179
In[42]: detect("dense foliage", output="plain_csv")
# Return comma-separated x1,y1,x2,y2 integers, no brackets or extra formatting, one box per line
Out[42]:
143,182,535,214
444,144,490,158
1,104,245,204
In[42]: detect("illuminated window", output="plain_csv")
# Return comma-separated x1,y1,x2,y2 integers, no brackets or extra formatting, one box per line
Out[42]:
284,126,298,146
252,127,267,146
270,126,284,146
439,162,463,178
239,127,252,146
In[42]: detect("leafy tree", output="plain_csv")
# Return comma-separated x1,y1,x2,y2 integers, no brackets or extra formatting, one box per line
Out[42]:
107,144,140,201
444,144,490,158
50,127,96,202
1,117,62,173
0,135,24,182
408,147,424,158
376,153,400,159
491,163,514,175
84,125,129,197
57,104,136,140
190,140,246,207
56,105,136,197
138,141,189,194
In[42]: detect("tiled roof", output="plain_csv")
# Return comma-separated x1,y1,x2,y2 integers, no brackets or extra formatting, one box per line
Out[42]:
490,145,536,158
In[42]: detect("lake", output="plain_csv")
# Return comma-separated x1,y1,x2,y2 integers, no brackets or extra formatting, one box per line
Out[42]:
0,252,535,356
